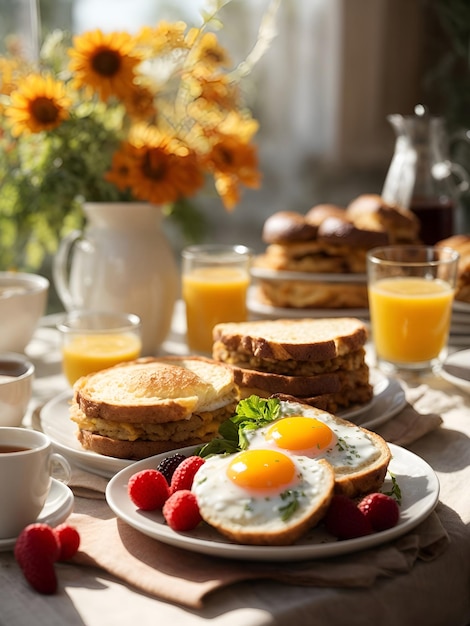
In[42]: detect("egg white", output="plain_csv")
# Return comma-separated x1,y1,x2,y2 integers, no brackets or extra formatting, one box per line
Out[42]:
192,451,331,531
245,402,381,472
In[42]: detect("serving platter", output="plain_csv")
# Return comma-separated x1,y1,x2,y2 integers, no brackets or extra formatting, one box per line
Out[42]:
247,289,369,320
106,443,439,562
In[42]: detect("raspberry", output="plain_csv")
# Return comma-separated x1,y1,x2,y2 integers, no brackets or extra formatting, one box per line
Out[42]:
156,453,187,484
162,490,202,531
170,456,205,493
54,524,81,560
14,523,60,594
358,493,400,532
324,495,373,540
128,469,170,510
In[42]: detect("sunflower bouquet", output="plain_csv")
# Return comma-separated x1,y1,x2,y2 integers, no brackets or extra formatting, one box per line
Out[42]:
0,2,276,271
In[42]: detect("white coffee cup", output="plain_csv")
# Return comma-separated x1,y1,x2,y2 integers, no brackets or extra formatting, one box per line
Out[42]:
0,427,71,539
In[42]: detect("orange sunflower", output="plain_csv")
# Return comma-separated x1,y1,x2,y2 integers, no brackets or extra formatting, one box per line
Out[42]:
106,127,205,205
68,29,140,101
5,74,70,136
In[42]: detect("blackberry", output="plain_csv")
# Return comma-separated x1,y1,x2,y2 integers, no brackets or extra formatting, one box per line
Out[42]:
156,453,186,484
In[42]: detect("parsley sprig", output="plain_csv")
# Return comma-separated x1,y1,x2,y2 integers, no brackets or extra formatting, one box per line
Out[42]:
197,395,281,458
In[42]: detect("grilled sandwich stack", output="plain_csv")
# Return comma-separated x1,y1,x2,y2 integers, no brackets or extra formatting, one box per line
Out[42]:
212,317,373,413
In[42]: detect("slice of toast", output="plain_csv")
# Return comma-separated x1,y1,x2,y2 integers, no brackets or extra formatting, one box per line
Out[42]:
212,318,368,362
73,356,237,424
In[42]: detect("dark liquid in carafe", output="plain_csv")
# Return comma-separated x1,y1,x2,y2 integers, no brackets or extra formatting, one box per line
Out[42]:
410,198,455,245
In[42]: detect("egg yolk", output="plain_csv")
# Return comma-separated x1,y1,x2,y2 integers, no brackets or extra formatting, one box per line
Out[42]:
226,449,296,490
265,417,334,453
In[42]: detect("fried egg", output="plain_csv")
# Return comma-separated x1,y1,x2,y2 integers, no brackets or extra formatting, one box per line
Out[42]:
192,448,335,545
245,403,381,472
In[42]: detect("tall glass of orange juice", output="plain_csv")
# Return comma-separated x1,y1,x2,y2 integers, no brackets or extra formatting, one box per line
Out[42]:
182,244,252,354
367,246,459,372
57,311,142,386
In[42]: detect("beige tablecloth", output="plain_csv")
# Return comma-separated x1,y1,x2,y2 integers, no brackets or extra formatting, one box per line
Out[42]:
1,325,469,626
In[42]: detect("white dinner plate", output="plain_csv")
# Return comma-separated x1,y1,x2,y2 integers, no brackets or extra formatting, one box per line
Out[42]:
39,390,134,478
39,370,405,478
440,349,470,393
250,267,367,284
0,478,74,552
106,443,439,562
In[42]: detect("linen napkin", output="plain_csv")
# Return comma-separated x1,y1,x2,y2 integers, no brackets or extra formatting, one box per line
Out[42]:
69,505,448,609
62,383,449,609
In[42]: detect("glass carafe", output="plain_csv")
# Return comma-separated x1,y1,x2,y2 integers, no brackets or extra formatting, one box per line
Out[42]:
382,105,470,245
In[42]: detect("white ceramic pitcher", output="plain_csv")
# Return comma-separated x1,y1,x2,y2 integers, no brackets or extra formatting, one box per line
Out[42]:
53,202,178,355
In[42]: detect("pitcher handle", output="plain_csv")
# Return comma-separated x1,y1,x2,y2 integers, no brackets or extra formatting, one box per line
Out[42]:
449,130,470,194
52,229,81,311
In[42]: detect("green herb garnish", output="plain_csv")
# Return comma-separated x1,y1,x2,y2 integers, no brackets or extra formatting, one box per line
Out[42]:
197,395,281,458
278,489,302,521
383,472,402,505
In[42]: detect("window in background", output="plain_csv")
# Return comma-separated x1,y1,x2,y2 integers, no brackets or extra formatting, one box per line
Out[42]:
34,0,451,250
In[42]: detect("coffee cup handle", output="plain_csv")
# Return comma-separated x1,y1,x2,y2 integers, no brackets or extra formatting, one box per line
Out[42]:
49,452,72,485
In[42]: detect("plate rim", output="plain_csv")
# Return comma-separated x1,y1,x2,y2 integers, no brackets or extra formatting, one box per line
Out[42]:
105,442,440,562
440,348,470,392
39,390,134,478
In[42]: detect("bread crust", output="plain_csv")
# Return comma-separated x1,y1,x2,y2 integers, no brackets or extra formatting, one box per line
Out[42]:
77,429,213,460
230,366,342,396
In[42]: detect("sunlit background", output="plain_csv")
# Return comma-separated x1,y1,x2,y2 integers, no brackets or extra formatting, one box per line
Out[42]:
2,0,469,254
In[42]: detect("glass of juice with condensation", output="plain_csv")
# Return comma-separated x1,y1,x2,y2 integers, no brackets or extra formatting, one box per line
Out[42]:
367,246,459,373
182,244,252,354
58,311,142,386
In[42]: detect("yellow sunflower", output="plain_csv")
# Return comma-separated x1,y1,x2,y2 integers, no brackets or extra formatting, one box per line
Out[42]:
68,29,140,101
108,126,205,205
5,74,70,136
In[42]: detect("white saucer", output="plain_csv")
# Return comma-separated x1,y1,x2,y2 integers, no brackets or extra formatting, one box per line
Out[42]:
440,349,470,394
0,478,74,551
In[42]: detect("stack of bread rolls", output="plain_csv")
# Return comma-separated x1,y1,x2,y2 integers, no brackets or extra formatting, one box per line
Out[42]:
253,194,420,309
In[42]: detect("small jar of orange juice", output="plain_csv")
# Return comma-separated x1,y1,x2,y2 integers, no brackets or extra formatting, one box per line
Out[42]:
182,244,252,354
57,311,142,386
